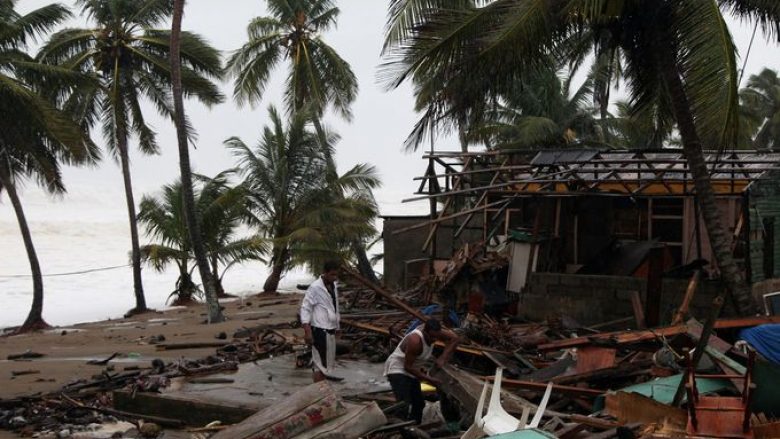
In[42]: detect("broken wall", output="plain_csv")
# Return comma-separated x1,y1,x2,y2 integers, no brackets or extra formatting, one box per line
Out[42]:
382,215,484,290
520,273,729,325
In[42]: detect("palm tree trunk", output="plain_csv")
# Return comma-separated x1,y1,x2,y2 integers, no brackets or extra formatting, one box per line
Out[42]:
0,168,49,332
353,241,379,284
263,247,287,293
211,255,227,297
171,0,223,323
117,127,147,313
660,52,755,316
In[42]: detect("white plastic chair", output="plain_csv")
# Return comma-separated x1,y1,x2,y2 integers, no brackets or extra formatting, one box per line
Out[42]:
527,382,553,429
460,379,489,439
481,368,522,435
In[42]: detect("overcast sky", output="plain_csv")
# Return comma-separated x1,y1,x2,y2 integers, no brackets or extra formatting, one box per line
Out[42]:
10,1,780,219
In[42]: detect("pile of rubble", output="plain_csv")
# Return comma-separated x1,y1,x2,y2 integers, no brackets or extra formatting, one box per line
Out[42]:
2,267,780,439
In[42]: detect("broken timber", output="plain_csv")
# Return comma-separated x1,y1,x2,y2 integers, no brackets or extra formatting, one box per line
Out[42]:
113,390,261,426
537,316,780,351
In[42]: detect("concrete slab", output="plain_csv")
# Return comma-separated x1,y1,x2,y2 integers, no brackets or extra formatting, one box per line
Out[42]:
165,354,390,409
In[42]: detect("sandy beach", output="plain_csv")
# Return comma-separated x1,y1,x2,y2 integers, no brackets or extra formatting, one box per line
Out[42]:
0,293,302,400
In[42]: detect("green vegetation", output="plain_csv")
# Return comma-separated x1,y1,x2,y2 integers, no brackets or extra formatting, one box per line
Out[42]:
226,106,378,293
138,173,264,305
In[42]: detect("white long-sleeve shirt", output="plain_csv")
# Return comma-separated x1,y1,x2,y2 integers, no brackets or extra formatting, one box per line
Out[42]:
299,277,340,330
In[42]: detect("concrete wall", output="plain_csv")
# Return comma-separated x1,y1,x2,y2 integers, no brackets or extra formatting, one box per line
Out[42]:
519,272,727,325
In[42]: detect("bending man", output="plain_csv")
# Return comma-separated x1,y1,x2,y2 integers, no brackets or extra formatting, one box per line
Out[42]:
300,260,341,382
383,318,460,424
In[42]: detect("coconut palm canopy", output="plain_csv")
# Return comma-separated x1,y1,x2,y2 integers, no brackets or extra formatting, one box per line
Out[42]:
226,106,379,292
226,0,357,119
467,65,604,150
741,68,780,150
381,0,764,152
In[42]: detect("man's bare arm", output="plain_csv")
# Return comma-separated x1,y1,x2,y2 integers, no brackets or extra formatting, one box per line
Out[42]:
434,329,461,369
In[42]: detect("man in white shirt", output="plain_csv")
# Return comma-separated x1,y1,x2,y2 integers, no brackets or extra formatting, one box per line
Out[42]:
300,260,341,382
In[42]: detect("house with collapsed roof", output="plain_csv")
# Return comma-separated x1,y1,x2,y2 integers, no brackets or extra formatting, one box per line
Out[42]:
383,149,780,325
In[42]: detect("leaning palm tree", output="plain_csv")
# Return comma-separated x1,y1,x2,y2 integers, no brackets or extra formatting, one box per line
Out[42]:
0,0,97,332
37,0,224,316
741,68,780,150
383,0,780,315
227,106,379,293
138,175,266,305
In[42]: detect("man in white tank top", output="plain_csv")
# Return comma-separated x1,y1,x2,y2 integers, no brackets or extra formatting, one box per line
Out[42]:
383,318,460,424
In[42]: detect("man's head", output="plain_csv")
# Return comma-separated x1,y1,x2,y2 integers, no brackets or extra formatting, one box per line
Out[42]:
321,260,340,284
422,318,444,342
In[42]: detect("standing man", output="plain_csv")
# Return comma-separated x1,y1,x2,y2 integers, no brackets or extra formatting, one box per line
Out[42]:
300,260,341,382
384,319,460,424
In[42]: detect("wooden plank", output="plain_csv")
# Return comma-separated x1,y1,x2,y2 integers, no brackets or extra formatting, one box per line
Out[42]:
538,325,687,352
113,390,261,426
604,391,687,430
672,271,700,325
539,317,780,352
630,291,646,329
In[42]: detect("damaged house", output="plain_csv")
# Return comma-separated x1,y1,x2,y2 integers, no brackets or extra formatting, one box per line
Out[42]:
384,149,780,325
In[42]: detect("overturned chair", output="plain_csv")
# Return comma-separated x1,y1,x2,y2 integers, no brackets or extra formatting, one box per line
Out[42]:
461,368,554,438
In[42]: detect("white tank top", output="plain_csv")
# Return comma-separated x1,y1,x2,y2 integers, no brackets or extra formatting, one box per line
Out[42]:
383,328,433,377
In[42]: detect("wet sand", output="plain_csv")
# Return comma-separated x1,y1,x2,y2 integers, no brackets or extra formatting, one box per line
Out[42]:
0,293,302,399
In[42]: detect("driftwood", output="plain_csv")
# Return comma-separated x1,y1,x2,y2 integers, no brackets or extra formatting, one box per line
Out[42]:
7,351,45,360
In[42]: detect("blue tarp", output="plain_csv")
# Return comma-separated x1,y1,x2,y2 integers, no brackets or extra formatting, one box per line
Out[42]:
405,304,460,334
739,324,780,365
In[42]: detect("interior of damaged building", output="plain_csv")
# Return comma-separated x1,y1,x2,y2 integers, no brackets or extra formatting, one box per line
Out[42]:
5,149,780,439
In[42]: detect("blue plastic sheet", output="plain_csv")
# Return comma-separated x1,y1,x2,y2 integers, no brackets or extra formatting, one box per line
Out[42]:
739,324,780,365
405,304,460,334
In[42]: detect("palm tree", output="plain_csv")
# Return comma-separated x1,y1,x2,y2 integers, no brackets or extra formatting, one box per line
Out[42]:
226,0,357,122
602,100,676,149
741,68,780,150
383,0,780,315
227,0,382,283
138,174,266,305
468,66,604,150
37,0,224,316
0,0,97,332
170,0,223,323
226,106,379,293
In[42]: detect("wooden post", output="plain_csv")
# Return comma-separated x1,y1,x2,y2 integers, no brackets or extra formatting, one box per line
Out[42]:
672,270,700,325
630,291,646,329
645,246,665,327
